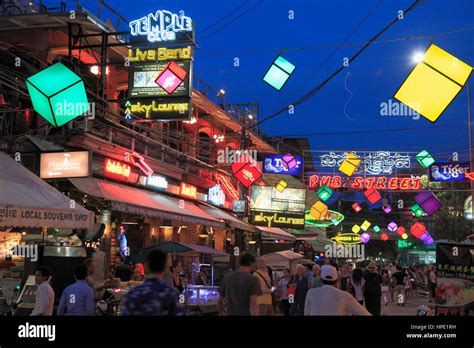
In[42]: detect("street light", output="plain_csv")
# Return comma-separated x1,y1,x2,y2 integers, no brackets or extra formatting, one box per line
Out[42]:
411,51,425,64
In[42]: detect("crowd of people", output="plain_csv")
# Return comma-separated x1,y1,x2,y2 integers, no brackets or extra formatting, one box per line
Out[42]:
25,251,437,316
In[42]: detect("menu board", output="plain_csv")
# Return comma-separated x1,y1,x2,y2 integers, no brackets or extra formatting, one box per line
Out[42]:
436,242,474,316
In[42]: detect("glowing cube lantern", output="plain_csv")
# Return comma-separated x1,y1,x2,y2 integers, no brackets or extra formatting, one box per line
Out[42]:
262,56,296,91
332,217,341,226
394,44,472,123
360,233,370,244
231,154,262,188
26,62,89,127
352,202,362,212
373,225,380,233
382,204,392,214
420,232,434,246
338,153,361,177
410,222,426,239
416,150,435,168
364,188,381,204
310,201,328,220
360,220,371,231
317,185,333,201
281,153,297,170
155,61,187,94
352,225,361,233
381,233,389,241
387,222,398,233
275,180,287,193
415,191,442,216
411,203,425,218
401,233,408,240
396,226,406,237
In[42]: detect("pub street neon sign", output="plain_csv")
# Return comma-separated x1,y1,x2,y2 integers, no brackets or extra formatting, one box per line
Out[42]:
129,10,193,43
308,175,422,190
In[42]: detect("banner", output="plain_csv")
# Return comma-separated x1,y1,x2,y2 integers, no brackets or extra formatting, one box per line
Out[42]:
436,242,474,316
429,162,471,182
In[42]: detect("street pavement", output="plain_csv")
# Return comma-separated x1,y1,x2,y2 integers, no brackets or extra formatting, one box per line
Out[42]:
381,291,433,316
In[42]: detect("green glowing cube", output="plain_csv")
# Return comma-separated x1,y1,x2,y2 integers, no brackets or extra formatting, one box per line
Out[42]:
26,63,89,127
317,185,333,201
262,56,296,91
411,203,425,217
373,225,380,233
416,150,435,168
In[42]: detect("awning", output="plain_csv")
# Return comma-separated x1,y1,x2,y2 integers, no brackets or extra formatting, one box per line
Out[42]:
0,152,94,230
197,202,258,233
307,236,335,252
257,226,296,241
132,241,228,262
70,178,225,228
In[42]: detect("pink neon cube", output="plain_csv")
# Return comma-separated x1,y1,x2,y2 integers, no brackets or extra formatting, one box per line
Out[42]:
155,61,187,94
281,153,297,170
387,221,398,233
382,204,392,213
360,232,370,244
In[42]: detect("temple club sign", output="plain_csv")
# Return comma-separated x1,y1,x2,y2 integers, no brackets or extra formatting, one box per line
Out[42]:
308,175,422,190
129,10,193,44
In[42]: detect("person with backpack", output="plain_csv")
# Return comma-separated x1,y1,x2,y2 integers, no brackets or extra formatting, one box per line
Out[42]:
363,262,382,315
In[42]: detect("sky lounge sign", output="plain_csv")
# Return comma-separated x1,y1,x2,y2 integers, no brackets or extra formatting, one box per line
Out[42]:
129,10,193,44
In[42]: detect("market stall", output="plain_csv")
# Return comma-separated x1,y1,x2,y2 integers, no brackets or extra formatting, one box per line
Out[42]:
262,249,314,273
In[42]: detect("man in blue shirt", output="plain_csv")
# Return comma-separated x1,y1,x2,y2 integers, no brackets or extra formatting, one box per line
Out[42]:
57,264,94,316
122,249,186,316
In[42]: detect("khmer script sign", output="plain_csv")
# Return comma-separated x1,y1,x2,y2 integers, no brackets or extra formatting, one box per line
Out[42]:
319,151,411,175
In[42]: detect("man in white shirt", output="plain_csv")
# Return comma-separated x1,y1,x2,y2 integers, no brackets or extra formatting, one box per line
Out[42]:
31,267,55,316
304,265,371,316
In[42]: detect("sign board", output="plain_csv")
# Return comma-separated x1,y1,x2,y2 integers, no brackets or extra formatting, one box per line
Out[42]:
317,151,412,175
304,209,344,227
429,162,471,182
180,182,197,199
40,151,90,179
208,184,225,207
124,98,191,121
249,186,306,229
104,158,131,181
332,233,361,245
464,195,473,220
262,154,302,175
435,243,474,316
308,175,423,190
139,174,168,189
129,10,194,44
232,200,246,213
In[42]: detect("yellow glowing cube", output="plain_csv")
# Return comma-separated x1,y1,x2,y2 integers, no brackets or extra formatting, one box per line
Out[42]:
310,201,327,220
394,44,472,123
360,220,371,231
338,153,361,176
352,225,361,233
275,180,287,192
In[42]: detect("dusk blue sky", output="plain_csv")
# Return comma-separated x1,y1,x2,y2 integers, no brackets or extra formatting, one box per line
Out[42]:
107,0,473,161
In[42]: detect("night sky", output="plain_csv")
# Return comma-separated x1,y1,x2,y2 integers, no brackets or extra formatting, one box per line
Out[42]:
108,0,473,161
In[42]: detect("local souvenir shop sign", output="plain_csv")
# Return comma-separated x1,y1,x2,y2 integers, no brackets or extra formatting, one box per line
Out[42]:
308,175,422,190
250,211,305,229
0,205,92,229
129,10,194,44
318,151,412,176
429,162,471,182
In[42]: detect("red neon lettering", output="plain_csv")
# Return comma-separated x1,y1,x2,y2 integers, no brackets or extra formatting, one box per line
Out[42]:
352,177,363,189
308,175,319,189
400,178,410,190
365,177,375,189
411,178,422,190
180,183,197,198
375,176,387,189
388,178,398,190
320,176,331,186
105,159,131,178
331,176,342,188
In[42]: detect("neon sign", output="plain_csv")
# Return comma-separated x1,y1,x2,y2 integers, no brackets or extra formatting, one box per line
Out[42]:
216,174,239,201
180,183,197,199
129,10,193,43
429,162,471,182
124,152,153,176
332,233,362,245
129,46,193,63
104,158,131,181
208,184,225,207
124,98,190,120
319,151,411,175
308,175,422,190
305,210,344,227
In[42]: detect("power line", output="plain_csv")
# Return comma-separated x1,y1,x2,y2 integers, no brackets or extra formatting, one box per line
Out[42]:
244,0,423,132
198,0,251,35
199,0,263,41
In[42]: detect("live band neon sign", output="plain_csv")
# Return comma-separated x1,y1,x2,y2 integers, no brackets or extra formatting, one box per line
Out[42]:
308,175,422,190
